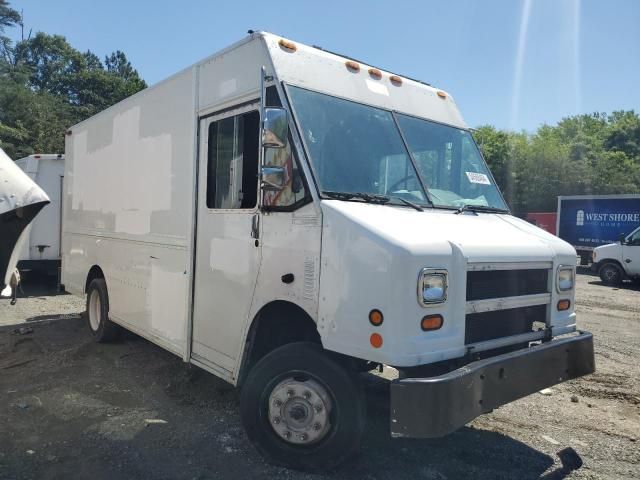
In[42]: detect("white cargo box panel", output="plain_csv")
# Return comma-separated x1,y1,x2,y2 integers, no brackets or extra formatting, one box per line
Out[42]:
63,66,198,356
62,34,271,360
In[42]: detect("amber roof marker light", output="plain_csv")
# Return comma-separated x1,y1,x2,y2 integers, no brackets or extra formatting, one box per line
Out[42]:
390,75,403,86
345,60,360,73
368,68,382,79
278,39,297,52
437,90,447,99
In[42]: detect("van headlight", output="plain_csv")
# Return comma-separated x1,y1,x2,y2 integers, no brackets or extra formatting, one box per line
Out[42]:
418,269,448,306
557,266,575,292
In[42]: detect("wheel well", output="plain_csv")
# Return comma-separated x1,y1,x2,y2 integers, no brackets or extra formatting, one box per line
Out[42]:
598,259,624,273
238,301,321,385
85,265,105,293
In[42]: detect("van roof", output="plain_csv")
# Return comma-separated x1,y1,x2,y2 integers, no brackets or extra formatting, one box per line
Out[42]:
18,154,65,161
69,31,467,131
260,32,467,129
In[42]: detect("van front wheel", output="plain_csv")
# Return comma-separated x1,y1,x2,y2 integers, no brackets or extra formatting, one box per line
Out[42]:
240,342,365,471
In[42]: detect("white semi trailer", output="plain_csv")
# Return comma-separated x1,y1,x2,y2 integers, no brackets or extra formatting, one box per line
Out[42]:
62,32,595,470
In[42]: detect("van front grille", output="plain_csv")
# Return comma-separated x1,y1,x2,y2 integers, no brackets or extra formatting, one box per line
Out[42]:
465,304,547,345
466,269,548,301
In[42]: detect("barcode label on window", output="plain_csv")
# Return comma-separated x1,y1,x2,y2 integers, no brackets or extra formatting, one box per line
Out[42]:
465,172,491,185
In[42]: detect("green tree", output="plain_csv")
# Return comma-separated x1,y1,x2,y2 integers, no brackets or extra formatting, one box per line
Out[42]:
473,125,516,207
475,111,640,213
13,32,147,115
0,0,20,61
0,2,147,157
604,110,640,159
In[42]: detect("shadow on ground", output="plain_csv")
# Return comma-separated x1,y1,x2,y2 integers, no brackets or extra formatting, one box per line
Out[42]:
577,266,640,291
0,317,580,480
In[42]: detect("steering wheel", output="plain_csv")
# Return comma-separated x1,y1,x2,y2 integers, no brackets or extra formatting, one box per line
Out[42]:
388,174,417,193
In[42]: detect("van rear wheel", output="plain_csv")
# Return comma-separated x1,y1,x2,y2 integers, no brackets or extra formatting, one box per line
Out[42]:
240,342,365,471
599,262,623,285
86,278,120,342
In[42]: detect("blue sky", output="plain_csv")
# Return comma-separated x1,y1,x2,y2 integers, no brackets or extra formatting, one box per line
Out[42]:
9,0,640,132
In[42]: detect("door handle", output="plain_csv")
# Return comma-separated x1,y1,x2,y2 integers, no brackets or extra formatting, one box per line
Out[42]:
251,214,260,240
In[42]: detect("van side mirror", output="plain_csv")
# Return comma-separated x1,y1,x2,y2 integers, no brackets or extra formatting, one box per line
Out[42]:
619,233,627,244
262,108,289,148
261,166,286,191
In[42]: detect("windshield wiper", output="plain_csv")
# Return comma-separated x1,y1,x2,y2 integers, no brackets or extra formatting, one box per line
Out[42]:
354,192,390,204
356,193,425,211
322,191,356,201
387,196,424,211
455,204,509,215
323,191,424,211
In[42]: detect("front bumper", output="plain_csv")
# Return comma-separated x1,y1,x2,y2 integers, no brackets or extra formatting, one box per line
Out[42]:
390,331,595,438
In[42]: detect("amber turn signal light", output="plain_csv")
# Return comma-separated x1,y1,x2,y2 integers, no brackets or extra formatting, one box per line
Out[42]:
369,309,384,326
421,314,443,331
370,333,383,348
557,299,571,311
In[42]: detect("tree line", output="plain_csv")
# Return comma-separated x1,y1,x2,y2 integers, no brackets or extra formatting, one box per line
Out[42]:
0,0,146,158
1,1,639,214
473,112,640,213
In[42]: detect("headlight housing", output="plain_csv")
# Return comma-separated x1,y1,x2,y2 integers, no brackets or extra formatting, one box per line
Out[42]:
557,266,575,292
418,269,448,306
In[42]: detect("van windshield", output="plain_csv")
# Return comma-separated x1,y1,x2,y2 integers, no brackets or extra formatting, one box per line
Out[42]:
288,86,429,205
395,114,508,210
288,86,508,211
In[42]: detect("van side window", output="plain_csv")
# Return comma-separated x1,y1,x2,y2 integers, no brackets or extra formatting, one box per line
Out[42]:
206,110,259,209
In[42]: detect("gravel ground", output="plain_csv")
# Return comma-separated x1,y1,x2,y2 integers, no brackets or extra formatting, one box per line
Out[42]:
0,270,638,479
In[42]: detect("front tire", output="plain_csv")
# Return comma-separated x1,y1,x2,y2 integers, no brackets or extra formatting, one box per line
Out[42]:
599,262,624,285
86,278,120,342
240,342,365,471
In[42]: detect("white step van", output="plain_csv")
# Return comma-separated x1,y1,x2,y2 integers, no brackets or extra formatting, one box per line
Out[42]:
14,154,64,278
62,32,595,469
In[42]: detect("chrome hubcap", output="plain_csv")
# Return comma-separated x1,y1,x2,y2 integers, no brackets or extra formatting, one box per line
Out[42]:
89,290,101,331
268,377,332,445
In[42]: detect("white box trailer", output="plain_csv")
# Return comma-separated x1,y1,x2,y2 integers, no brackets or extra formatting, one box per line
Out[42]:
62,32,595,469
14,154,64,277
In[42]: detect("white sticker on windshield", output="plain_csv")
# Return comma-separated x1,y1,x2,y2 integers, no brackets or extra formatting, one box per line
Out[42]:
465,172,491,185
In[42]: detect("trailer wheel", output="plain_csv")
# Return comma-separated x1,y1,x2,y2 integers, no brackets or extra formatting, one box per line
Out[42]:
86,278,120,342
240,342,365,471
598,262,623,285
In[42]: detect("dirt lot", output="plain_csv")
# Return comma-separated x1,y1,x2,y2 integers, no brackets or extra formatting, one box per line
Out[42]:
0,271,638,480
